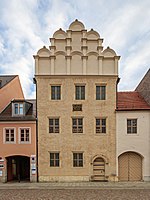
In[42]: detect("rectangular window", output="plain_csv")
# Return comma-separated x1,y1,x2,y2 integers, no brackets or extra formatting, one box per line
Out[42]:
96,86,106,100
0,164,4,169
127,119,137,134
51,86,61,100
19,128,30,143
50,152,59,167
75,86,85,100
96,118,106,133
14,103,23,115
4,128,15,143
49,118,59,133
72,118,83,133
73,153,83,167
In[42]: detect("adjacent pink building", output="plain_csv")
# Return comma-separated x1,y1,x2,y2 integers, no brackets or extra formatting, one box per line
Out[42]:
0,76,37,182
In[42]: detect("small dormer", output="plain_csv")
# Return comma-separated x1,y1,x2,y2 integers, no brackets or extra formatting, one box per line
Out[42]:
12,100,32,117
12,101,24,116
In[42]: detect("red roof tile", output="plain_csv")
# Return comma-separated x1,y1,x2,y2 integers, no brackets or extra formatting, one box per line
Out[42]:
117,91,150,110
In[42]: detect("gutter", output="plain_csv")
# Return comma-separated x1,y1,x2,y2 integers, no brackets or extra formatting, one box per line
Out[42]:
33,77,39,182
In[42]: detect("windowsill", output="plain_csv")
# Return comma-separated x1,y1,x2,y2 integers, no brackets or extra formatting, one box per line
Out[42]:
19,142,31,144
49,166,60,168
4,142,16,144
95,133,107,135
75,99,86,101
51,99,61,101
126,133,139,136
12,114,24,117
71,166,85,169
95,99,106,101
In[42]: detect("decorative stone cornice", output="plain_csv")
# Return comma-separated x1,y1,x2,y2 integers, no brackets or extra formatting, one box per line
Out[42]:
50,55,56,59
65,46,72,50
81,46,88,50
114,56,121,60
33,55,39,59
65,56,72,59
49,46,56,50
81,38,87,42
97,46,103,50
98,56,104,60
82,56,88,60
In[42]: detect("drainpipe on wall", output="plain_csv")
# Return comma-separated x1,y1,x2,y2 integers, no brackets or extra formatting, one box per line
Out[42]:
33,77,38,182
116,77,120,179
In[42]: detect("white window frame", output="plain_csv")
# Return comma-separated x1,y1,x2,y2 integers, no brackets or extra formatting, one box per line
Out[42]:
3,127,16,144
127,118,138,134
18,127,31,144
12,102,24,116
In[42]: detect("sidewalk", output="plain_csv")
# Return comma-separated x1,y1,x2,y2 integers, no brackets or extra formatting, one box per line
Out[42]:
0,181,150,190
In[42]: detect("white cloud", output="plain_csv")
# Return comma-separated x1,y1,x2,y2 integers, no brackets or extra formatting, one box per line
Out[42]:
0,35,6,57
0,0,150,98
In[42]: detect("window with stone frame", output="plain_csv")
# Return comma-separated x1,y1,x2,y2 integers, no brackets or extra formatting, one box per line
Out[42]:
127,119,137,134
72,118,83,133
96,118,106,133
51,86,61,100
19,128,30,143
4,128,15,143
49,118,59,133
73,153,83,167
75,85,85,100
96,85,106,100
50,152,59,167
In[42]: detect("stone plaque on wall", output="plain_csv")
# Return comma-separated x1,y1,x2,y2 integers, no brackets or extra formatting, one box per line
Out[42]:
73,104,82,111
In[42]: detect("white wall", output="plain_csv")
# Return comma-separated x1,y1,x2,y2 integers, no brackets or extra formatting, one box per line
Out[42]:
116,111,150,181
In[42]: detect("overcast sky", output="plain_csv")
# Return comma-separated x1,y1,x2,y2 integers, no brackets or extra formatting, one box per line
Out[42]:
0,0,150,98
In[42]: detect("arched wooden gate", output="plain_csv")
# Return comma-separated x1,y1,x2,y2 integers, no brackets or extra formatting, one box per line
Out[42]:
118,152,142,181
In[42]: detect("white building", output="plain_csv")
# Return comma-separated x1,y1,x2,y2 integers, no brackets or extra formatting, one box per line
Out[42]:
116,91,150,181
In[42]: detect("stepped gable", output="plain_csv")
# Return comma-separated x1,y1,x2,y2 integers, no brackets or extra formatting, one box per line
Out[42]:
34,19,120,76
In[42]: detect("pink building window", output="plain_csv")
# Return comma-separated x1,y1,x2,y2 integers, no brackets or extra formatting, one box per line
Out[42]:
3,128,16,143
19,128,31,143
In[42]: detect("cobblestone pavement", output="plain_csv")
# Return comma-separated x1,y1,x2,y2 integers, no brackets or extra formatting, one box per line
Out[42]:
0,182,150,200
1,189,150,200
1,181,150,189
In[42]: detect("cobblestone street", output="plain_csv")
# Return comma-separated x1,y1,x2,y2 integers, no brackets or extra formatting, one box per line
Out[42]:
0,182,150,200
1,188,150,200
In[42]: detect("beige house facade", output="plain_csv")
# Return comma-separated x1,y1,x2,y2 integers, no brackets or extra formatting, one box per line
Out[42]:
34,20,120,182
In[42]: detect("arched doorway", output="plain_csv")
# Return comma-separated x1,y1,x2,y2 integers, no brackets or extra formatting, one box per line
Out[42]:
6,156,30,182
118,152,142,181
93,157,105,181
